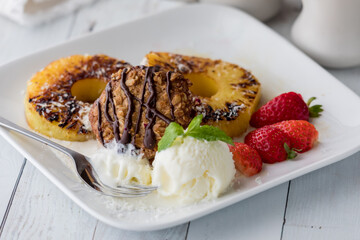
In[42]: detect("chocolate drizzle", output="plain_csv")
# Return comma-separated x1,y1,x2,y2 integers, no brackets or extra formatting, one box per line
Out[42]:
98,66,175,152
166,71,175,120
131,69,148,145
96,100,104,145
142,67,158,149
119,70,133,145
104,82,121,142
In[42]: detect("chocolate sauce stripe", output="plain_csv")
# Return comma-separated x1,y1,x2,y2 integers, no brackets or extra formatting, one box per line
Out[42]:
97,66,175,151
132,95,171,124
104,83,114,123
104,82,121,142
143,67,157,149
119,70,133,144
132,72,148,145
166,71,175,120
96,100,104,145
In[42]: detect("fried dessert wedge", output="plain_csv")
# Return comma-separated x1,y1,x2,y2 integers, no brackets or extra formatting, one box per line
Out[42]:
25,55,130,141
89,66,193,160
143,52,261,137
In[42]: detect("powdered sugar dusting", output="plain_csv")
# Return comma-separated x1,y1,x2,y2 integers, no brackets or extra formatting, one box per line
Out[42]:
193,97,246,122
255,176,263,185
40,82,50,91
77,102,92,131
140,57,148,66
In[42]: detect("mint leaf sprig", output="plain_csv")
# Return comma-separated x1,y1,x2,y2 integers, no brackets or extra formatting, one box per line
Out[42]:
158,115,234,152
157,122,184,152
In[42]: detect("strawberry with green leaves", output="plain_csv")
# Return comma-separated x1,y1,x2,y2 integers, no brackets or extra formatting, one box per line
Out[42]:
272,120,318,153
245,126,297,164
250,92,323,128
228,143,262,177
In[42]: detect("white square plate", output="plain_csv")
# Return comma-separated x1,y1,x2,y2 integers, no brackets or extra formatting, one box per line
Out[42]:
1,4,360,231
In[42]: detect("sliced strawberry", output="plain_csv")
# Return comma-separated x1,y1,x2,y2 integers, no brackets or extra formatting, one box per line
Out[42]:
228,143,262,177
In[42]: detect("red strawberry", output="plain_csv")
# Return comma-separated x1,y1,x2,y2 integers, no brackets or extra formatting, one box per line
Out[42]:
272,120,319,153
228,143,262,177
244,126,297,164
250,92,323,128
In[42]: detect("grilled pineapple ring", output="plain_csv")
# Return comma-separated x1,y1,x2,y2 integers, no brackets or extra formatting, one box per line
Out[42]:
25,55,130,141
144,52,261,137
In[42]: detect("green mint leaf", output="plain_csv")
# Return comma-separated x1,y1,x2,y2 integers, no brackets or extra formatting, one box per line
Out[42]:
158,115,234,152
158,122,184,152
186,125,234,145
186,114,203,133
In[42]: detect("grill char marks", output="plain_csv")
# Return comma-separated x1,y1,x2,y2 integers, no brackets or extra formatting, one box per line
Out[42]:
28,55,130,133
230,71,259,89
195,70,259,122
143,52,262,138
146,52,260,122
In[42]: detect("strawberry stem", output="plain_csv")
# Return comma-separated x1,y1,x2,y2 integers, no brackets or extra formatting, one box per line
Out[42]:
284,143,297,159
307,97,323,118
307,97,316,106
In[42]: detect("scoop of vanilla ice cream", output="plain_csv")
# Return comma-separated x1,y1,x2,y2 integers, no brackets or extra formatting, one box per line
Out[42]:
90,144,152,187
152,136,235,204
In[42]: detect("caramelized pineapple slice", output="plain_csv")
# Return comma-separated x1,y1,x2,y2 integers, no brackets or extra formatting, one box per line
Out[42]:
144,52,261,137
25,55,129,141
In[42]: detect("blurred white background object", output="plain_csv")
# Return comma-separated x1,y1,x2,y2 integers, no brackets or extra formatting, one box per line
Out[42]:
292,0,360,68
163,0,197,2
0,0,94,25
199,0,283,21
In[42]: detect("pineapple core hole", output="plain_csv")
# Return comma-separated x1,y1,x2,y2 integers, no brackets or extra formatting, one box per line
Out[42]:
71,78,107,103
185,73,218,98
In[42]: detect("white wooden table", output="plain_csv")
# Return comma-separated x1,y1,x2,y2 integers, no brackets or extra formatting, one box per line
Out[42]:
0,0,359,239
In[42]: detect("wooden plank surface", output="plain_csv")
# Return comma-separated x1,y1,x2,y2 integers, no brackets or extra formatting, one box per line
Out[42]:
0,138,24,232
93,221,189,240
282,153,360,240
0,11,75,234
187,183,289,240
1,162,98,239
